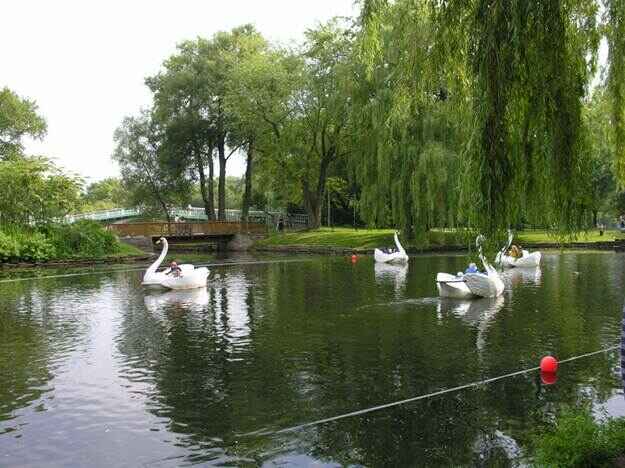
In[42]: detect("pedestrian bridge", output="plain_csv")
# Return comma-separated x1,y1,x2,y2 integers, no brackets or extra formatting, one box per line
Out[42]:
108,221,267,238
65,206,309,228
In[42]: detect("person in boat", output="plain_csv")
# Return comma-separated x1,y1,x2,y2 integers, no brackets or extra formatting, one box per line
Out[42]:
167,261,182,277
465,263,478,274
509,244,523,258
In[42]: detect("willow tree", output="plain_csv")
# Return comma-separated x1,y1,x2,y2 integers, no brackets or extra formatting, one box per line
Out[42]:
351,1,470,237
358,0,602,236
606,0,625,183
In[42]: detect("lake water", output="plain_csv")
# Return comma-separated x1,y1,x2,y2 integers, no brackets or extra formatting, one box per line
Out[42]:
1,251,625,466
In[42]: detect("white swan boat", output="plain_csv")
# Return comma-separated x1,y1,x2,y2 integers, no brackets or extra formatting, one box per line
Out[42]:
374,231,409,264
142,237,208,290
436,236,505,299
495,230,541,268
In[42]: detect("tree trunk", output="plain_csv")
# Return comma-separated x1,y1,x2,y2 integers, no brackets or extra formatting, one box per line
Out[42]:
241,140,254,222
207,152,215,219
302,155,331,229
195,145,214,220
217,136,226,221
592,209,598,228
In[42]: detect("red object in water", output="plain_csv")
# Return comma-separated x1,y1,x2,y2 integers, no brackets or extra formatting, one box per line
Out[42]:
351,254,358,263
540,355,558,373
541,371,558,385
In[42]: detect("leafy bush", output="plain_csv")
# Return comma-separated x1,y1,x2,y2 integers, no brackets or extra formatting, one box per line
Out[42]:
0,221,122,263
533,408,625,467
0,229,55,262
42,220,121,258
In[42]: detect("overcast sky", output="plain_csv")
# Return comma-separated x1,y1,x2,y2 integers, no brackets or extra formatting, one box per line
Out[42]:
2,0,359,184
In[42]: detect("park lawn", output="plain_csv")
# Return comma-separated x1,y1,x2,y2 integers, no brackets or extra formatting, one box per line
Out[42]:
113,242,146,257
257,228,618,250
517,229,616,244
256,227,467,250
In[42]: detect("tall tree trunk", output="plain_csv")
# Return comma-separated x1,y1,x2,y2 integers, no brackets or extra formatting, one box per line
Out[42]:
302,155,331,228
217,135,226,221
207,152,215,219
194,143,214,220
241,140,254,223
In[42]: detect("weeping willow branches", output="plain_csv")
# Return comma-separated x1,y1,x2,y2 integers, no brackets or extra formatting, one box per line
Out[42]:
606,0,625,184
354,0,603,236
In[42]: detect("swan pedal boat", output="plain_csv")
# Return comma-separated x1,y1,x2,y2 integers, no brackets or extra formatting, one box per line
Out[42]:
436,236,504,299
495,230,541,268
374,232,409,264
142,237,208,290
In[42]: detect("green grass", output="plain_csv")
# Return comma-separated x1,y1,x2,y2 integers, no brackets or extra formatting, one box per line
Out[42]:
256,227,619,250
517,229,617,244
113,242,145,257
256,227,468,250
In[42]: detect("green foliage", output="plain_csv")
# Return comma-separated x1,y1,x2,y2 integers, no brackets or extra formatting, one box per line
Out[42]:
81,177,127,211
606,0,625,183
355,0,604,236
0,87,46,159
113,112,191,221
0,156,82,227
42,220,121,259
0,221,122,263
533,408,625,467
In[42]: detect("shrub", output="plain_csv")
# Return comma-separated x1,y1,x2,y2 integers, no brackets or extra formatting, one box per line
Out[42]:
0,229,55,263
533,408,625,467
0,221,121,263
42,220,121,258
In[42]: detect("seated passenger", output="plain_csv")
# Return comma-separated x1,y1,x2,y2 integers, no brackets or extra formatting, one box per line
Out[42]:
167,261,182,277
509,245,522,258
465,263,478,274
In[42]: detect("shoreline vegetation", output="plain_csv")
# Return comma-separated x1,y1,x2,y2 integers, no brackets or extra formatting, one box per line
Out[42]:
0,220,146,268
254,228,625,253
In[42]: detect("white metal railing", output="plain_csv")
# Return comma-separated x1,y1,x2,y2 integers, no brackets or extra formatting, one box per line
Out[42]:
64,206,309,229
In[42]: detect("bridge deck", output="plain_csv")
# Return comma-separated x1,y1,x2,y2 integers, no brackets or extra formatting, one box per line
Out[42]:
108,221,267,238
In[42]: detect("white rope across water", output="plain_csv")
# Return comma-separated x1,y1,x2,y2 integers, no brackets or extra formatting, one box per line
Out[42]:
0,258,313,284
248,344,620,436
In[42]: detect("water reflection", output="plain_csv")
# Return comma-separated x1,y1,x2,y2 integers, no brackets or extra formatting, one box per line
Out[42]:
437,296,505,353
144,288,210,313
374,262,408,292
503,267,542,287
2,253,625,466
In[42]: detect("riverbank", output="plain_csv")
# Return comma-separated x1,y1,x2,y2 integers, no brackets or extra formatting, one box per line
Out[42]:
254,227,624,254
0,243,150,268
0,221,149,268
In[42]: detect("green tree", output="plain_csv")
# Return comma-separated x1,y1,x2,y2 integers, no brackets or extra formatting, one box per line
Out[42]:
112,112,190,222
358,0,602,236
256,20,354,228
82,177,127,211
0,87,47,160
0,156,81,226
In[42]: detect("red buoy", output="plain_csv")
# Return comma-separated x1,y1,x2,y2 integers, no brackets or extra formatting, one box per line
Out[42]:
351,254,358,263
540,355,558,373
540,371,557,385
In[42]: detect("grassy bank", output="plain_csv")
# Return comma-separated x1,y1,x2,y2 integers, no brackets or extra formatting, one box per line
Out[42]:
0,220,144,264
256,228,618,251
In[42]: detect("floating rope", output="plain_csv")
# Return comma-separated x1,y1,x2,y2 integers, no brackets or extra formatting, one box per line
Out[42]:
247,344,620,436
0,258,313,284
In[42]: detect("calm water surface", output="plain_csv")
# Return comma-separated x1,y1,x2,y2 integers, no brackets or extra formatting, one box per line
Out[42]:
1,251,625,466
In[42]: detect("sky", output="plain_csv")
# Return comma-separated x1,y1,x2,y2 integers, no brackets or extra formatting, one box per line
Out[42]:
2,0,359,184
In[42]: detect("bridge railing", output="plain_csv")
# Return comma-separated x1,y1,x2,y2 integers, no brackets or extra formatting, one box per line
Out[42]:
65,206,310,230
108,221,267,238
